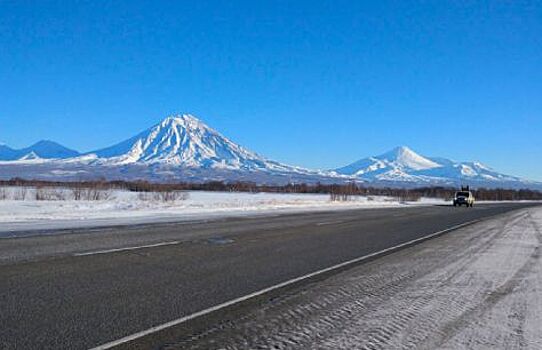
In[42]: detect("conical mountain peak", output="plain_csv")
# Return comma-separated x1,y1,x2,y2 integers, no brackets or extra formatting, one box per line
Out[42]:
376,146,440,171
161,114,202,126
88,113,295,171
335,145,441,177
391,145,412,153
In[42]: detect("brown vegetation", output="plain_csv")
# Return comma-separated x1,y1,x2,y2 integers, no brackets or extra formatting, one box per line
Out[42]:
137,190,189,202
0,178,541,201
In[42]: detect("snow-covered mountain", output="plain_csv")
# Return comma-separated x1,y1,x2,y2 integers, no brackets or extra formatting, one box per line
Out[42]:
335,146,440,178
0,140,80,161
84,114,303,173
0,114,329,184
0,116,540,189
334,146,535,188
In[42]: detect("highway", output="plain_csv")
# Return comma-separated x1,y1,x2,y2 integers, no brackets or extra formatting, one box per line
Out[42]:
0,202,538,349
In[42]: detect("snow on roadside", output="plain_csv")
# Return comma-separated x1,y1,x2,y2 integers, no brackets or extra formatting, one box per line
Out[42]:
0,189,446,232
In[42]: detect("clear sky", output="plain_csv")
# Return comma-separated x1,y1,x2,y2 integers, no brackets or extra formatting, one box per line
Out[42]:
1,1,541,180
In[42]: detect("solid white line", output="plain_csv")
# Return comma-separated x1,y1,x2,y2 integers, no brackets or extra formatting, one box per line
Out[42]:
74,241,180,256
89,219,480,350
316,220,344,226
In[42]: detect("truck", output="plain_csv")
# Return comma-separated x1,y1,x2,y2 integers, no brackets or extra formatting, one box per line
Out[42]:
453,186,475,207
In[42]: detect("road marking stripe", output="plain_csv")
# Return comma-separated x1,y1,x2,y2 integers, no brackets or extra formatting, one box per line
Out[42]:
89,219,479,350
316,220,344,226
73,241,180,256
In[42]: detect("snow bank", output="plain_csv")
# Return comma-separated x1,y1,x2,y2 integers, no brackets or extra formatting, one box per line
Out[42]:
0,189,446,232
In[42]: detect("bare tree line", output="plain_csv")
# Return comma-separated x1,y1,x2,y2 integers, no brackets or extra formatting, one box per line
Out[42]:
0,178,193,202
1,178,541,201
137,191,189,202
0,185,113,201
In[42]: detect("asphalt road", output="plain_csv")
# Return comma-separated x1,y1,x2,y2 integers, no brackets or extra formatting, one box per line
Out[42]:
168,207,542,350
0,203,538,349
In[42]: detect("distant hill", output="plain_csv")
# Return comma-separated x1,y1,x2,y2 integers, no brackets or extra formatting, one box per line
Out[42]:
0,140,79,161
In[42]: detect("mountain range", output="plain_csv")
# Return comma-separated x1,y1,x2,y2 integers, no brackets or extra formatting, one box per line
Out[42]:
0,140,80,161
333,146,535,189
1,114,540,189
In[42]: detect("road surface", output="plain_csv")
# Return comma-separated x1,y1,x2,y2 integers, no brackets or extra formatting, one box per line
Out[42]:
170,205,542,350
0,202,538,349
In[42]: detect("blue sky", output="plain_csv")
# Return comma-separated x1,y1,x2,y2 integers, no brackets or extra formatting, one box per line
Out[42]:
1,1,541,180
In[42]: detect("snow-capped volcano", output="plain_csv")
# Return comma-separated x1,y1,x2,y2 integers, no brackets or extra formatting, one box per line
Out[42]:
0,115,540,189
380,146,441,170
86,114,299,172
334,146,533,188
0,114,330,184
336,146,440,177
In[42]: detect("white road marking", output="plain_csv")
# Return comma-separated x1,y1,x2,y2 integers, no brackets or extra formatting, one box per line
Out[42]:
89,219,480,350
316,221,344,226
73,241,180,256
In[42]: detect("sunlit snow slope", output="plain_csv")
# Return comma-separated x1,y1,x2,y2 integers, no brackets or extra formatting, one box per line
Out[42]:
335,146,530,187
87,114,304,173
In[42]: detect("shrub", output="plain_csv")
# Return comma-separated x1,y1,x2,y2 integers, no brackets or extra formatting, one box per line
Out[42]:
13,187,28,200
138,190,190,202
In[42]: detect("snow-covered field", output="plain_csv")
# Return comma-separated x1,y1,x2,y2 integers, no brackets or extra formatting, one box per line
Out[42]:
180,206,542,350
0,187,445,232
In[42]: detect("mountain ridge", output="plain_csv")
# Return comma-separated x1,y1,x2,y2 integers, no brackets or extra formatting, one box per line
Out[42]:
0,140,80,161
334,146,529,187
0,114,539,189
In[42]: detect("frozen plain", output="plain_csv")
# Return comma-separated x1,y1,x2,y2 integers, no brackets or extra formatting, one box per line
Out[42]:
0,188,446,233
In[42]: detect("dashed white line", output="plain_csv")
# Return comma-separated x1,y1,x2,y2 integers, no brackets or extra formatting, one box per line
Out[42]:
88,219,480,350
73,241,180,256
316,220,344,226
